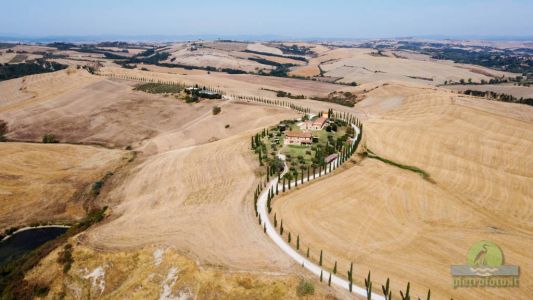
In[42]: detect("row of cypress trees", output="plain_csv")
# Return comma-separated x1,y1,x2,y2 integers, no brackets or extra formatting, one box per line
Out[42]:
232,94,311,114
98,72,225,95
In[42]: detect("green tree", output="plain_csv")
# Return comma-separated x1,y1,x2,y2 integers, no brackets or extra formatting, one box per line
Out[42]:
42,133,58,143
382,278,391,300
348,262,354,292
365,271,372,300
400,282,410,300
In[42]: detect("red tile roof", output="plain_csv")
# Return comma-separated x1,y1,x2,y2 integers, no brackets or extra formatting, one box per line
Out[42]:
285,131,312,138
312,117,327,126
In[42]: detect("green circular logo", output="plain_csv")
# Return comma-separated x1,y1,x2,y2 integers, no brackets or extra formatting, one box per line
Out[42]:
467,241,504,267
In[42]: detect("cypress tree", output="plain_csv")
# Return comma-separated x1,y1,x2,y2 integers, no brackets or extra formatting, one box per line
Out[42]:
348,262,353,292
288,232,291,243
274,213,277,228
400,282,411,300
328,273,332,286
264,223,266,233
283,178,286,192
320,270,323,282
306,247,310,258
280,220,284,235
333,261,337,274
365,271,372,300
296,235,300,250
275,182,279,195
319,250,323,266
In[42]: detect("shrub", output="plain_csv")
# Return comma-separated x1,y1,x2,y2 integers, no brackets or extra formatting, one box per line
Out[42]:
57,244,73,273
42,134,58,143
212,106,221,115
296,279,315,296
225,124,230,128
0,120,7,141
91,181,103,196
33,284,50,297
185,94,198,103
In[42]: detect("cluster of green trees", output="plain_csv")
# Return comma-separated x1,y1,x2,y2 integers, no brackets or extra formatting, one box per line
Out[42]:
133,82,184,94
443,76,519,86
275,90,306,99
278,44,313,56
462,89,533,106
0,59,68,81
310,91,358,107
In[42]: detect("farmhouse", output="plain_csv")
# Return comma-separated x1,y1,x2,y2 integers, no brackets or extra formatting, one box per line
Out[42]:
186,87,222,99
309,117,327,130
284,131,312,145
299,117,328,131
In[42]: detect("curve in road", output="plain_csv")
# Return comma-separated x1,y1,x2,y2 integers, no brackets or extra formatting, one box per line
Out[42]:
257,125,386,300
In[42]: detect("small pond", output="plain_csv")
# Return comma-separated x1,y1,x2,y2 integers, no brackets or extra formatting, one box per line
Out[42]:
0,226,68,266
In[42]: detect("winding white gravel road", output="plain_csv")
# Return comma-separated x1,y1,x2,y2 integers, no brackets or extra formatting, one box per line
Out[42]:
257,126,386,299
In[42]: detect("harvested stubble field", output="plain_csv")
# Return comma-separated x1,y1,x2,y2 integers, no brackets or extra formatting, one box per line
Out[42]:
290,47,516,86
0,142,127,232
2,40,532,299
271,86,533,300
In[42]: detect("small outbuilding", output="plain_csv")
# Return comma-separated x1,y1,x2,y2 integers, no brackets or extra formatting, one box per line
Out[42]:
324,153,338,164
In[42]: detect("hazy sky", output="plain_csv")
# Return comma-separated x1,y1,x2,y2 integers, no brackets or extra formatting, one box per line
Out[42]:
2,0,532,39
